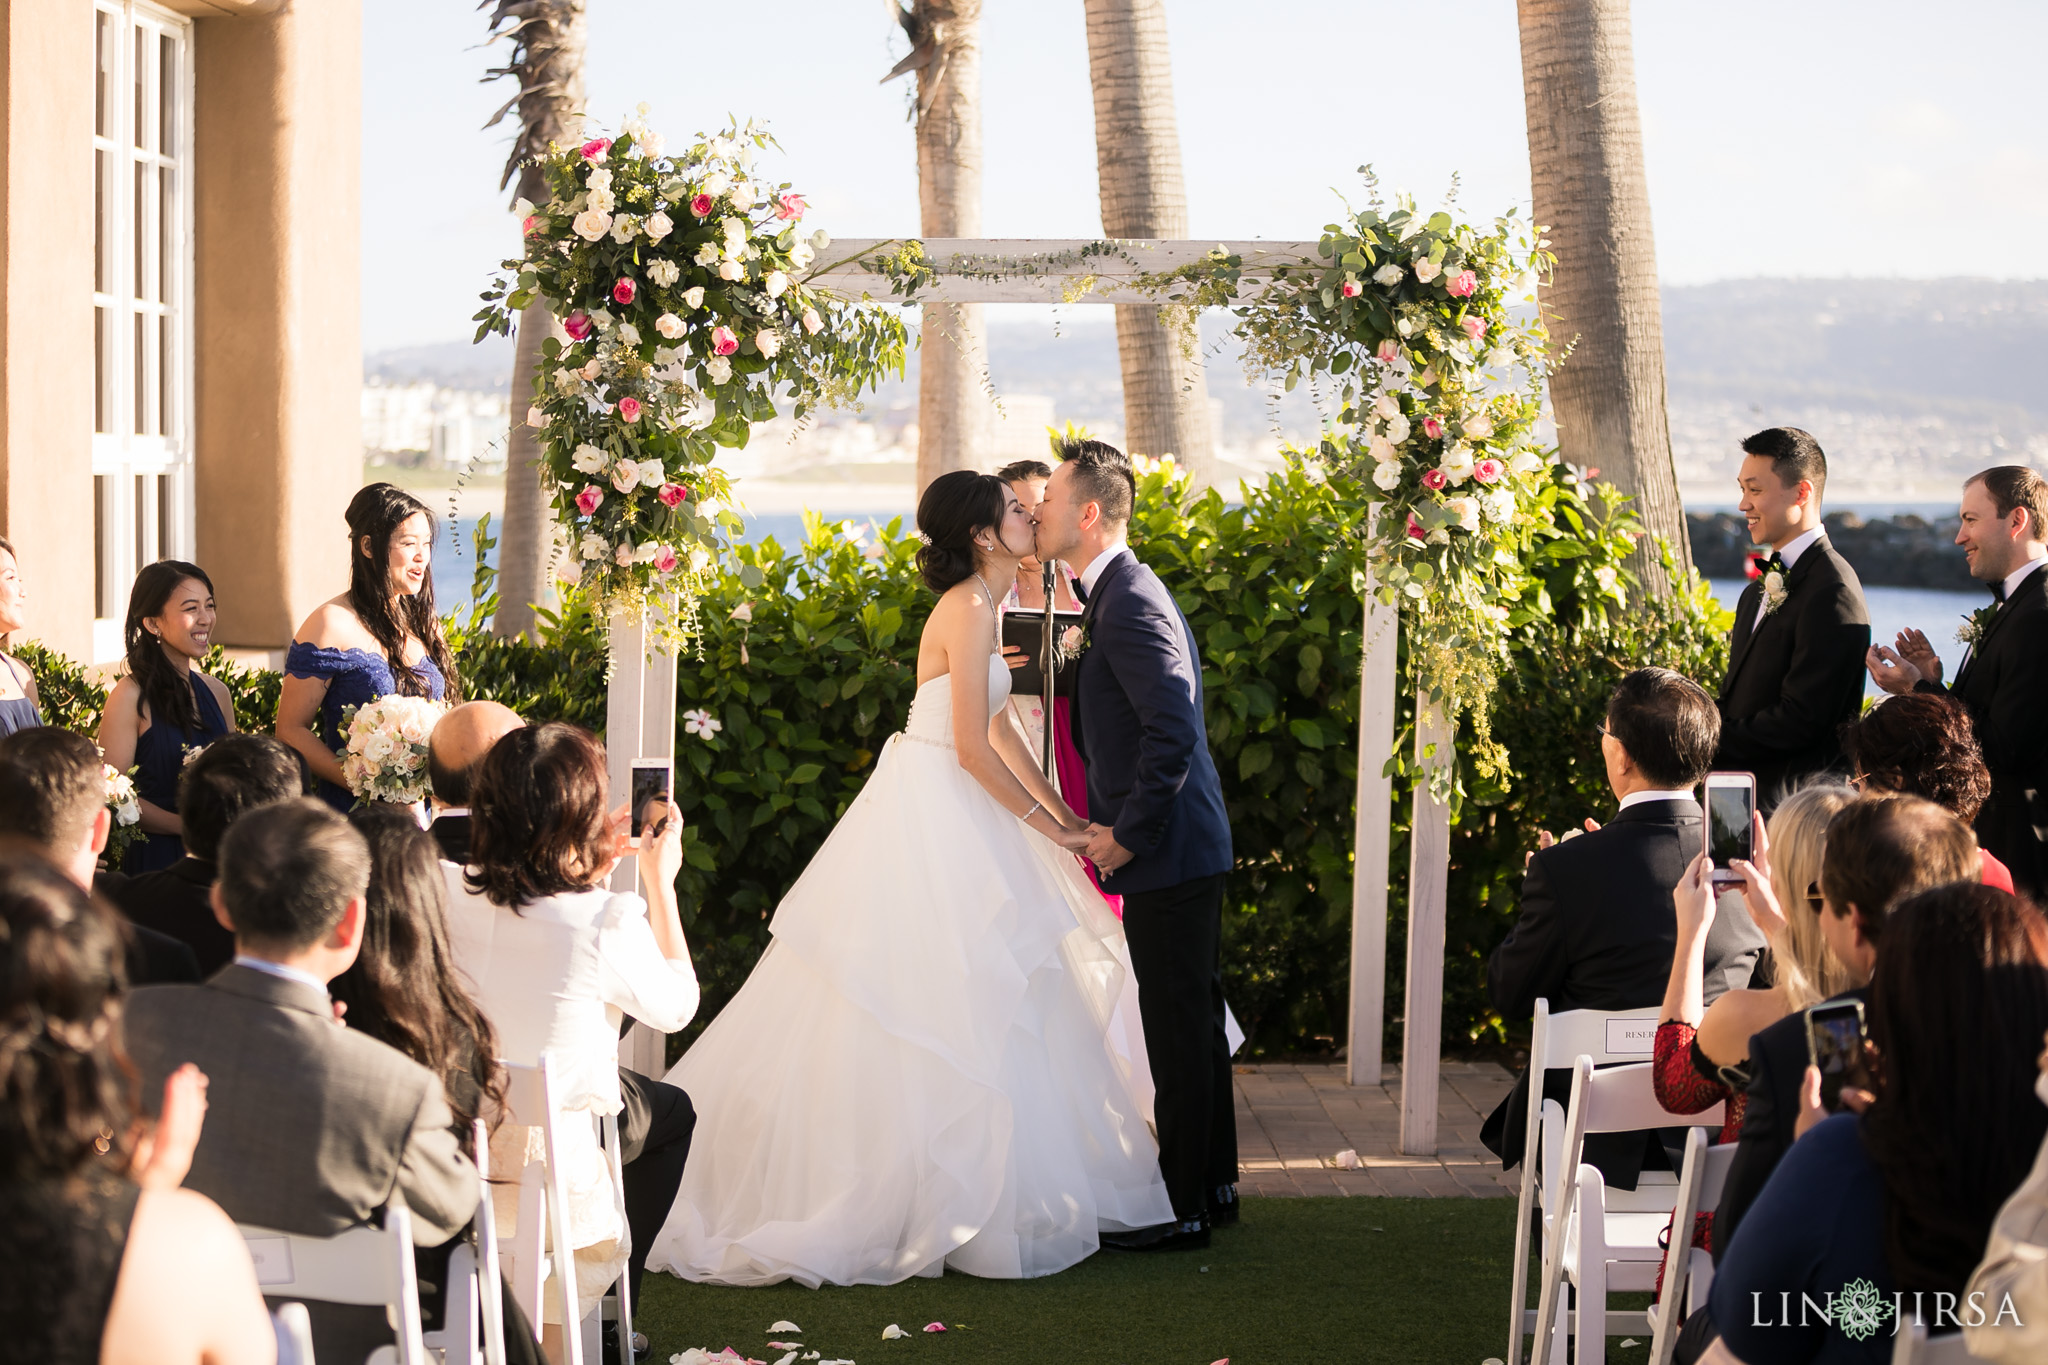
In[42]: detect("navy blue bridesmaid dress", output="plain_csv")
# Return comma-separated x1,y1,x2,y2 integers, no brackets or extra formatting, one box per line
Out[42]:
283,643,446,811
125,673,230,873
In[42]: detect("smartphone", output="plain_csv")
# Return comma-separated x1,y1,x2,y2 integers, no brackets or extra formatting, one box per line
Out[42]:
1805,998,1868,1112
630,759,674,842
1703,771,1756,885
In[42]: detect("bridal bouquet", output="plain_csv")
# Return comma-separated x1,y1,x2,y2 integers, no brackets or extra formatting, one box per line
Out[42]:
477,109,907,646
338,695,446,807
102,762,142,864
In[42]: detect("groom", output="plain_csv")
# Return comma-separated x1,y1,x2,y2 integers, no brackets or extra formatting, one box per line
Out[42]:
1034,439,1237,1253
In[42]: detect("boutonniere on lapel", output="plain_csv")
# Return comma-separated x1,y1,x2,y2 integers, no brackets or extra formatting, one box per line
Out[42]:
1750,552,1790,618
1058,623,1090,662
1957,603,2000,646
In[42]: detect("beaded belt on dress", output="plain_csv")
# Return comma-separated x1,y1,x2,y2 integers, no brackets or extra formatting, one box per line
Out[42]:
895,730,955,751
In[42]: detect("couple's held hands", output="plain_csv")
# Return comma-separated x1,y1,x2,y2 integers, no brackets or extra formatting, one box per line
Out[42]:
1081,823,1133,874
1866,627,1941,695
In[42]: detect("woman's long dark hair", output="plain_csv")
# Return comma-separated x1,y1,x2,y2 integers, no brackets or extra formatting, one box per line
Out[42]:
0,846,136,1182
465,722,615,909
914,470,1009,594
332,808,505,1129
122,560,213,734
346,483,460,701
1861,883,2048,1295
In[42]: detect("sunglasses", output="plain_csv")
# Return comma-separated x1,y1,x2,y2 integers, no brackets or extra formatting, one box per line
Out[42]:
1806,880,1826,913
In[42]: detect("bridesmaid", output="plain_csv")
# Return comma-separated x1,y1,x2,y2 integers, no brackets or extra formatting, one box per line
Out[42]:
0,536,41,738
97,562,236,872
275,483,460,810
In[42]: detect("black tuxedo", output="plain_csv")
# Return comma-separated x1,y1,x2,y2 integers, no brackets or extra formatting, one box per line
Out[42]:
430,812,472,866
1915,564,2048,897
105,856,233,977
1071,548,1236,1222
1481,798,1767,1187
1715,538,1871,810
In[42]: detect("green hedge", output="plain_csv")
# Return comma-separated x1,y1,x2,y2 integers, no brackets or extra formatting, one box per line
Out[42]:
12,465,1729,1057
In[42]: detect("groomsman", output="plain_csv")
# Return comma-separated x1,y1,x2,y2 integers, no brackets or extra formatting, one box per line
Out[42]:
1714,427,1871,810
1868,466,2048,897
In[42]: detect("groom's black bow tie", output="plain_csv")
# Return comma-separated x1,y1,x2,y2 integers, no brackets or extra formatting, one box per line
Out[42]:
1992,579,2008,604
1072,579,1089,605
1749,552,1786,582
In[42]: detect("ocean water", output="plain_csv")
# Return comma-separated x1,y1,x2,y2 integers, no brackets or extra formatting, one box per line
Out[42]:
1707,579,1984,694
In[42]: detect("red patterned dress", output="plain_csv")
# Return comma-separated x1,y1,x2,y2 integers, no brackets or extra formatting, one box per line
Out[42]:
1651,1019,1750,1267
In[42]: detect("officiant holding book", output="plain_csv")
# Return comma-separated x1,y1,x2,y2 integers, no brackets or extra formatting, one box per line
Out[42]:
1713,428,1871,811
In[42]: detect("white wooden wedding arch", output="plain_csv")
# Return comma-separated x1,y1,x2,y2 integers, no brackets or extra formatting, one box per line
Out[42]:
611,238,1457,1153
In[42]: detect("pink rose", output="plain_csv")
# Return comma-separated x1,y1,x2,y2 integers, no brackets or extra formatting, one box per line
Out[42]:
657,482,688,508
775,192,806,221
1422,415,1445,440
1406,514,1426,541
522,214,540,236
617,397,642,423
1340,280,1363,299
1376,338,1400,363
710,326,739,356
689,193,714,218
580,138,611,162
1461,315,1488,341
613,278,637,306
1474,458,1505,485
1421,468,1448,491
1447,270,1478,298
652,546,680,574
575,485,603,516
563,312,593,341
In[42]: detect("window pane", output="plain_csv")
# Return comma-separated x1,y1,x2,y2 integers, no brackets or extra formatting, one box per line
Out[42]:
94,475,109,617
94,307,107,434
159,313,171,436
133,159,144,301
131,25,143,150
158,472,172,562
159,34,175,152
158,167,172,306
95,11,110,139
94,150,107,294
133,311,144,436
134,474,148,569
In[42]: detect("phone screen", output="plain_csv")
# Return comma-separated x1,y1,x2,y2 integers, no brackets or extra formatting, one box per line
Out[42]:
630,763,673,839
1707,783,1755,866
1806,1001,1867,1111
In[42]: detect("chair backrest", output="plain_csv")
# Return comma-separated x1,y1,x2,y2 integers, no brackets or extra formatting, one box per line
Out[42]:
1570,1059,1724,1136
470,1119,508,1365
241,1206,426,1365
271,1303,315,1365
495,1055,585,1365
1530,999,1661,1073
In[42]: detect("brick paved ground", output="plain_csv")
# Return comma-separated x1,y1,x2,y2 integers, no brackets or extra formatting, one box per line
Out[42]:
1233,1061,1521,1198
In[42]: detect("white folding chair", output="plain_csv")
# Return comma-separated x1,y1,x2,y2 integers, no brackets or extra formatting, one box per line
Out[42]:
271,1303,316,1365
1890,1321,1976,1364
1532,1058,1723,1365
239,1205,427,1365
1648,1128,1739,1365
1507,1001,1663,1365
600,1110,637,1365
423,1120,507,1365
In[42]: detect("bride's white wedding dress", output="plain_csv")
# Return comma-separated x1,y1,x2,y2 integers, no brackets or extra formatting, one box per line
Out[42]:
645,654,1175,1288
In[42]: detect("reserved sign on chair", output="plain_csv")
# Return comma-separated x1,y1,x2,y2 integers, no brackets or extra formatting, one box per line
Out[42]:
1604,1018,1657,1055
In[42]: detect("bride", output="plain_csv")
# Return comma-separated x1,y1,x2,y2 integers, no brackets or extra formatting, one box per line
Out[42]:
646,470,1174,1288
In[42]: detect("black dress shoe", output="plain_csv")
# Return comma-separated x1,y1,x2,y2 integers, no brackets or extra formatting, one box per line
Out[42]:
1101,1218,1211,1252
1207,1183,1241,1228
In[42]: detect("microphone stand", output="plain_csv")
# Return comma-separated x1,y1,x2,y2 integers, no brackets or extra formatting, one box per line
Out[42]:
1041,558,1058,790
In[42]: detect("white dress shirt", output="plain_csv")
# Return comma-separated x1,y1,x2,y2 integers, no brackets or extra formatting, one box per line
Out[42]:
1079,543,1133,598
231,954,329,996
2001,554,2046,603
1745,526,1827,633
1617,788,1700,812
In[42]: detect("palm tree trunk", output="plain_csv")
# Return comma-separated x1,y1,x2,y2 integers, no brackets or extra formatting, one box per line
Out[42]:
888,2,994,495
1082,0,1215,488
482,0,587,638
1517,0,1690,593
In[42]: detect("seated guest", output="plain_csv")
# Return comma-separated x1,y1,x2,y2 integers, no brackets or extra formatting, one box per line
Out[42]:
0,726,197,985
1653,785,1856,1230
1483,667,1768,1185
0,847,272,1365
1677,794,1983,1363
0,535,42,737
103,733,301,976
425,699,524,865
1840,690,2013,890
125,798,479,1363
1704,882,2048,1364
1964,1028,2048,1363
445,722,698,1344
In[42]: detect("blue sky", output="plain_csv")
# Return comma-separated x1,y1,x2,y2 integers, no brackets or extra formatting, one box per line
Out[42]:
364,0,2048,352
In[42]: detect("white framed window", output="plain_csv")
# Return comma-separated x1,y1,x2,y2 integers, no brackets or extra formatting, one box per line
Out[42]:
92,0,194,652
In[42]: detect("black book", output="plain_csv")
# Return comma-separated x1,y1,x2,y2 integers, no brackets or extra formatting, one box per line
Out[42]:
1002,609,1085,698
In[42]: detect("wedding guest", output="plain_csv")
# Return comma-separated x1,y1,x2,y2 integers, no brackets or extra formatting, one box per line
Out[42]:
103,734,302,977
125,798,479,1363
0,726,198,985
0,535,42,738
425,699,525,866
1867,466,2048,898
276,483,459,810
443,722,697,1339
0,849,273,1365
96,562,235,873
1964,1028,2048,1363
1839,690,2013,890
1714,427,1871,812
1703,882,2048,1365
1482,667,1766,1186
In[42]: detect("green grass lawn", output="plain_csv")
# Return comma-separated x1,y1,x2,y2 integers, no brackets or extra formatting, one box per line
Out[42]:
634,1197,1659,1365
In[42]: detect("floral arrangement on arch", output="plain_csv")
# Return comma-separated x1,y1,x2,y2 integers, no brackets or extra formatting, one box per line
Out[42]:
479,110,909,644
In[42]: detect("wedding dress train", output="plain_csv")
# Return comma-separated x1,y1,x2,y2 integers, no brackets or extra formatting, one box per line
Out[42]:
645,655,1175,1287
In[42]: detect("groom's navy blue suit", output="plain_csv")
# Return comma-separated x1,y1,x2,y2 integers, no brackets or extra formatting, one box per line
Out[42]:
1072,546,1237,1223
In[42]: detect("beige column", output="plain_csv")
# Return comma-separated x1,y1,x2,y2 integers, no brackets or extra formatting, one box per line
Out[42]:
192,0,361,650
0,0,97,663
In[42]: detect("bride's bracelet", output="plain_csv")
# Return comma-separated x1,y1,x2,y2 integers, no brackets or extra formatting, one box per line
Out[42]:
1018,800,1043,824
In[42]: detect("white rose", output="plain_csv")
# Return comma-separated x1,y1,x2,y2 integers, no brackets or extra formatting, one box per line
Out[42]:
552,368,582,395
611,461,642,494
683,285,705,309
637,458,666,487
718,259,744,281
638,131,665,159
1372,461,1402,491
722,216,748,247
1447,496,1481,533
1441,443,1476,485
579,532,607,560
572,209,613,242
526,405,546,428
586,187,615,216
647,258,680,286
512,197,536,219
1395,317,1415,337
556,556,583,585
579,358,602,382
634,540,662,564
1462,414,1495,441
1482,488,1516,523
617,322,641,346
802,309,823,335
1368,434,1397,463
789,242,815,270
591,307,614,330
693,241,720,267
756,329,781,358
571,443,607,474
1372,263,1403,287
763,270,789,299
704,355,732,384
1384,414,1412,443
644,211,674,242
1414,258,1442,283
729,182,756,211
1509,450,1545,476
701,169,731,196
116,799,141,826
615,540,636,566
1372,393,1401,420
586,167,613,194
655,312,685,339
653,345,681,367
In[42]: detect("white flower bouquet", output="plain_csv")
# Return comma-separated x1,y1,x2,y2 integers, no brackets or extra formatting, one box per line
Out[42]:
338,695,447,807
102,762,142,864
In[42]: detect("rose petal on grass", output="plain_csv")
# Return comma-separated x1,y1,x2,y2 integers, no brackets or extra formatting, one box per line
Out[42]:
769,1346,804,1352
881,1325,909,1340
775,1354,798,1365
768,1323,802,1334
1332,1148,1362,1170
1620,1342,1640,1349
922,1324,947,1334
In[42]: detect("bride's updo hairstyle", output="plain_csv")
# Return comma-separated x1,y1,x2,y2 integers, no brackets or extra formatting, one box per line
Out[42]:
915,470,1008,594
